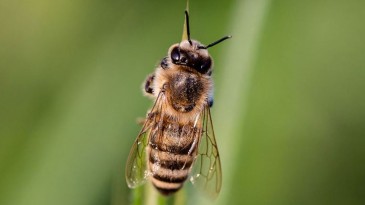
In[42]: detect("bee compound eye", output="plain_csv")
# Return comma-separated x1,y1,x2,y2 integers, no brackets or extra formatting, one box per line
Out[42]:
170,47,180,62
200,58,212,74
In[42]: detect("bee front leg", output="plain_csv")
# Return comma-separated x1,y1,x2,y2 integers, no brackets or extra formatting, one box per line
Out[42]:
160,57,169,69
143,73,155,96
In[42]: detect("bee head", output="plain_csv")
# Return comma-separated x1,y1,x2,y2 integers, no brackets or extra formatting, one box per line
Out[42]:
168,10,231,75
169,40,212,74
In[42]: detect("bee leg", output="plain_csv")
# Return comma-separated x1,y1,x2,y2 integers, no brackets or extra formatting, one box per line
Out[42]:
136,117,146,126
143,73,155,95
208,96,214,107
160,57,169,69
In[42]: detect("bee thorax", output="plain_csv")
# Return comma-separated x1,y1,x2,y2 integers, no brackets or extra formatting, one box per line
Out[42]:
167,73,204,113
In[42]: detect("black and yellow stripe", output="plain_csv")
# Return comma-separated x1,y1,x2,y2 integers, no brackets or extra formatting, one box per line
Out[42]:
148,119,199,195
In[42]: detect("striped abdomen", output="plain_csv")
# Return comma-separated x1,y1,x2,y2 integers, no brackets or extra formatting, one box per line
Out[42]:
148,120,199,195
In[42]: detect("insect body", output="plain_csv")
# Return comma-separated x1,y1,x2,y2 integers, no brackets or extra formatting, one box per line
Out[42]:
125,10,230,198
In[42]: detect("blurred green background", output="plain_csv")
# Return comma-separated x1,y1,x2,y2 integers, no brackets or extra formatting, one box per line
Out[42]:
1,0,365,205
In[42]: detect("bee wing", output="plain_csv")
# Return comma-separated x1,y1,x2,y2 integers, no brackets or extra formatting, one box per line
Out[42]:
125,128,150,188
125,92,165,188
190,105,222,199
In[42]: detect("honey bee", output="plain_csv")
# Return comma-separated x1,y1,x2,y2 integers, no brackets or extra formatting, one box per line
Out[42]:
125,9,230,198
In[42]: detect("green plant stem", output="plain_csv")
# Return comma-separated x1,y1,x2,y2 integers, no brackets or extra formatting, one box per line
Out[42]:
131,186,144,205
130,183,187,205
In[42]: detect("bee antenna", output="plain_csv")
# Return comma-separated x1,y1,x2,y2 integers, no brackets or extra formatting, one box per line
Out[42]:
198,35,232,49
185,10,192,45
